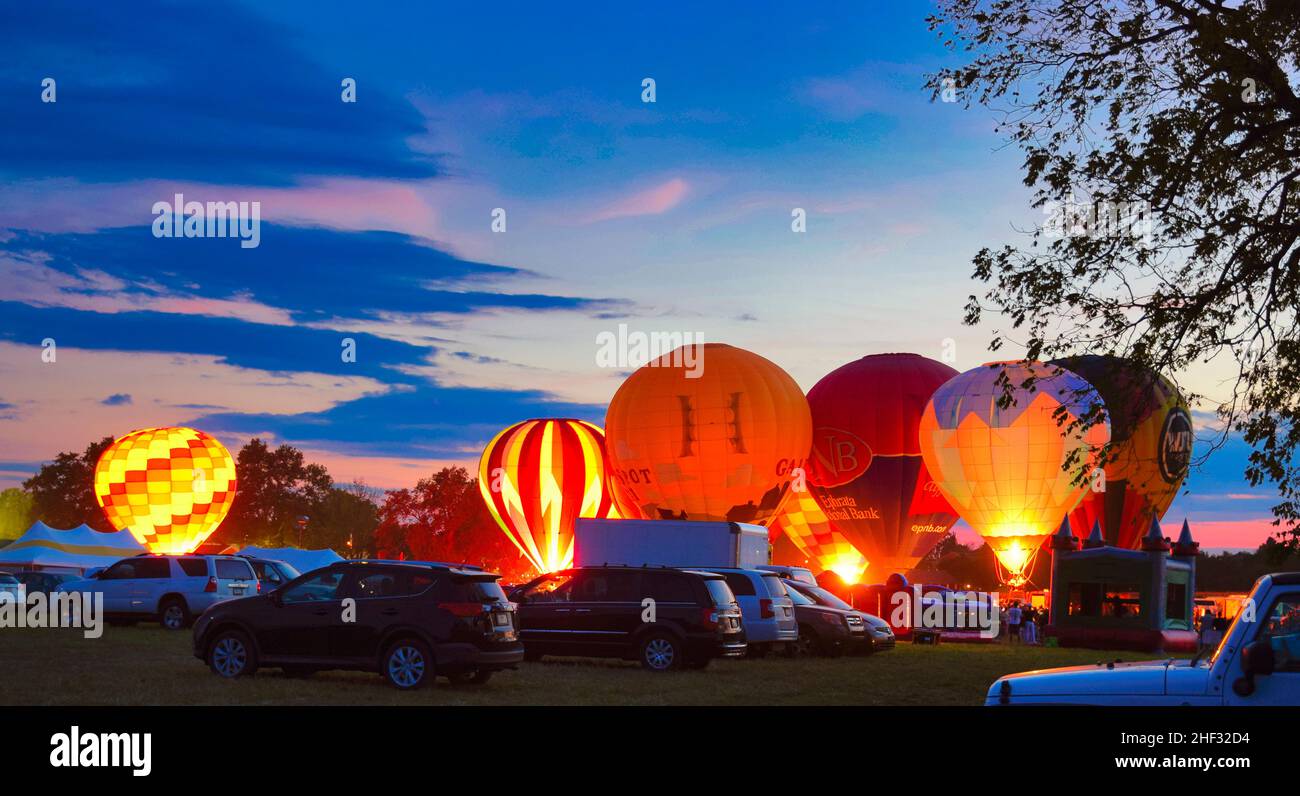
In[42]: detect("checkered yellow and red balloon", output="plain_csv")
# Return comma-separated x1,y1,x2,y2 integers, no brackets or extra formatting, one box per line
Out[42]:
93,427,237,554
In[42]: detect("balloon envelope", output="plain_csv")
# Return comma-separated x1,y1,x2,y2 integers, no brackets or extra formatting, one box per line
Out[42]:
478,416,618,572
478,418,619,575
917,361,1110,587
1052,355,1192,549
93,427,237,555
769,489,869,584
806,354,960,577
604,343,812,524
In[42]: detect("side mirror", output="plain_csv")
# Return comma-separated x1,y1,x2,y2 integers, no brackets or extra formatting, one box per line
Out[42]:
1243,639,1276,677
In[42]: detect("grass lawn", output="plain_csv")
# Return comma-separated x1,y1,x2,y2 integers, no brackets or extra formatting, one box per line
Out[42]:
0,625,1175,706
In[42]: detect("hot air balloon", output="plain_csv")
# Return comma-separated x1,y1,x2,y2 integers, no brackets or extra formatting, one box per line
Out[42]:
769,489,869,584
478,418,619,575
604,343,812,524
93,427,237,555
917,361,1110,587
1051,355,1192,549
805,354,960,577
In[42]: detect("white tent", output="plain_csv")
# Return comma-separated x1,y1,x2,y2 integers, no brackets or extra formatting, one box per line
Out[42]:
237,546,344,574
0,522,146,573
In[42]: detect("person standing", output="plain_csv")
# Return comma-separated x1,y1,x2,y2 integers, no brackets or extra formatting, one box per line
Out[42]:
1198,607,1215,646
1007,602,1022,644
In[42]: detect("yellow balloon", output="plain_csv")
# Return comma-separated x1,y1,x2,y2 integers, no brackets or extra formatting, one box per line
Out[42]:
94,427,237,554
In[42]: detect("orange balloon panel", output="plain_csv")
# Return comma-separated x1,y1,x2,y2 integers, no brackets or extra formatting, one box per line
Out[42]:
918,362,1109,586
770,490,869,585
605,343,812,524
478,419,619,574
94,427,237,555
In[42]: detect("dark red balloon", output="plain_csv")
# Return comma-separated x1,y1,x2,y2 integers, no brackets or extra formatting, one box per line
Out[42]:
806,353,961,578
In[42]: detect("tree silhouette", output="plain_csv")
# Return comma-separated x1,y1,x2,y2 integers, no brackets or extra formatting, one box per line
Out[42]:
928,0,1300,541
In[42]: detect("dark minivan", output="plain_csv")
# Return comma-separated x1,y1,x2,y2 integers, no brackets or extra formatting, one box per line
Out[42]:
193,560,523,689
509,566,746,671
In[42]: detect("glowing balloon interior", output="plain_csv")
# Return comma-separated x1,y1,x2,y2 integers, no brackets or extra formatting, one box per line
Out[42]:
918,362,1110,587
94,427,237,555
769,490,869,585
478,419,619,575
604,343,812,525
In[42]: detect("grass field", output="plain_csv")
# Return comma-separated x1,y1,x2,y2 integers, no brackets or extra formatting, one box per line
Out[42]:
0,625,1174,706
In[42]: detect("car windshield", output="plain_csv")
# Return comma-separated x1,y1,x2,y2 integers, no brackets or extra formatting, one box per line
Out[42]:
784,583,816,605
278,562,301,579
801,584,854,611
704,578,736,607
760,574,788,597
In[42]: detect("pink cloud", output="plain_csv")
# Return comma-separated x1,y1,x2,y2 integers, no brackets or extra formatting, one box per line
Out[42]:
583,177,689,223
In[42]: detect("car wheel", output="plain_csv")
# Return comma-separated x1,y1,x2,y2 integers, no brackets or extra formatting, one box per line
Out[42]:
159,598,190,631
208,630,257,678
638,632,682,672
383,639,432,690
791,625,817,658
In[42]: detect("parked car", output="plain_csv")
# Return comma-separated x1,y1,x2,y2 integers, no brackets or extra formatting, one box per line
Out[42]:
193,560,523,689
988,573,1300,706
757,564,818,586
0,571,22,601
57,554,258,629
12,571,78,596
782,579,894,653
783,579,868,656
509,566,747,671
705,568,798,656
240,556,300,590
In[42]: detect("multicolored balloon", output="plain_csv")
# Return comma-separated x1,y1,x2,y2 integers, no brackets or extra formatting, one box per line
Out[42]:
478,418,619,574
917,361,1110,587
1051,355,1192,549
805,354,960,577
604,343,812,524
769,489,869,584
93,427,237,555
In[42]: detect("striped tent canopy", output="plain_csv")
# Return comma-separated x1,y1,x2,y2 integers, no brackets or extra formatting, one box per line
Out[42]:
0,522,146,573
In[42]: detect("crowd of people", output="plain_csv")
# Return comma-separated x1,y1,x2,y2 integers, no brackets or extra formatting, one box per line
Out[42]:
1001,601,1046,644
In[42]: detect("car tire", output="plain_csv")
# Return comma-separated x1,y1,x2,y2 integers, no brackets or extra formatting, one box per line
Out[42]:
791,625,817,658
208,630,257,678
382,638,433,690
638,632,682,672
159,597,190,631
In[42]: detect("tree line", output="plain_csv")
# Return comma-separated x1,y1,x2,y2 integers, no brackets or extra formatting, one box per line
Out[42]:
0,436,537,584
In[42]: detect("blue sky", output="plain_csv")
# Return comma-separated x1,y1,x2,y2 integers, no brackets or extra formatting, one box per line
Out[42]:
0,0,1283,549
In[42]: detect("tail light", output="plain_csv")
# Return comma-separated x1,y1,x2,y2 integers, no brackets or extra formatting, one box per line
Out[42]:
700,608,720,629
204,577,217,593
759,598,775,619
440,602,483,617
256,580,262,593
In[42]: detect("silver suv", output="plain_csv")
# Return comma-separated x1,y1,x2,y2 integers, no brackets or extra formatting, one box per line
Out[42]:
59,555,258,630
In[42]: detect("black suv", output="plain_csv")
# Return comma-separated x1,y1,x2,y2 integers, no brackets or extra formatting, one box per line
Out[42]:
509,566,746,671
192,560,524,689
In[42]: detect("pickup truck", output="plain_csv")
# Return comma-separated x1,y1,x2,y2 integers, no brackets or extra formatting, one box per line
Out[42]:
987,572,1300,706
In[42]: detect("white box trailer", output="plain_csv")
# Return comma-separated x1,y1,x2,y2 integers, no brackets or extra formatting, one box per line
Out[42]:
573,518,770,569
